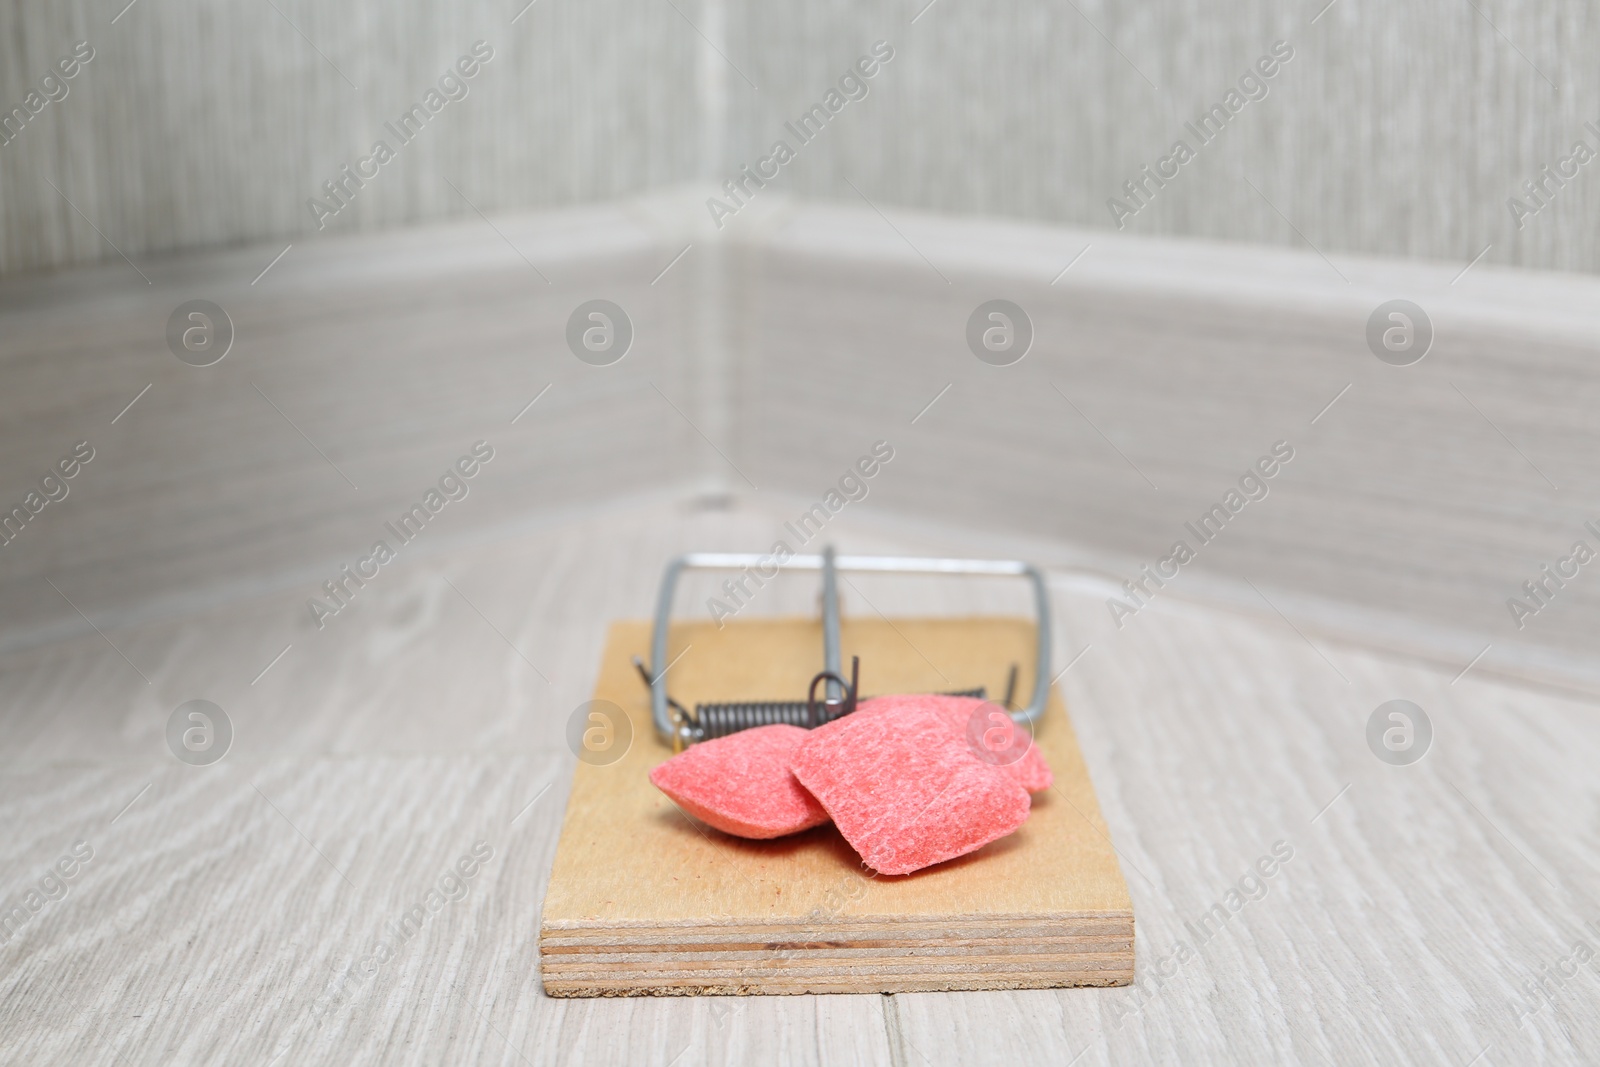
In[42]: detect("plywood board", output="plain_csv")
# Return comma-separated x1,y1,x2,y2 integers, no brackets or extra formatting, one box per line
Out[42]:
540,616,1134,996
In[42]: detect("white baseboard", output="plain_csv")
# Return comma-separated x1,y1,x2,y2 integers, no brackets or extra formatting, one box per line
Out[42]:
3,186,1596,695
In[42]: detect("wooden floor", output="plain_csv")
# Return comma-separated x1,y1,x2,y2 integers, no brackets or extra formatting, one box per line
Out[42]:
3,496,1598,1065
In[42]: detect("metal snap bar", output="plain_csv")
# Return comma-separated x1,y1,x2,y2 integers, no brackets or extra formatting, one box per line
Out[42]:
642,544,1053,748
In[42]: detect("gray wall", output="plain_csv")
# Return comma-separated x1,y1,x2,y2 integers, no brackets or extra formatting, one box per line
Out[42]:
4,1,1597,276
0,0,699,274
0,2,1593,275
724,0,1599,273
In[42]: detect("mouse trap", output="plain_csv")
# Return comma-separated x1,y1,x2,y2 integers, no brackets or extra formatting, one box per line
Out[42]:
539,548,1134,996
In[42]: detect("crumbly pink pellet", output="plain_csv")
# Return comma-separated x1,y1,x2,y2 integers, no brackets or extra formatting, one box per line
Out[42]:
790,701,1033,876
649,724,831,839
856,694,1053,793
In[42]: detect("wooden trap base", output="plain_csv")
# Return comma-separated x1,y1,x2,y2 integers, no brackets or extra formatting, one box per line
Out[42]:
539,617,1134,996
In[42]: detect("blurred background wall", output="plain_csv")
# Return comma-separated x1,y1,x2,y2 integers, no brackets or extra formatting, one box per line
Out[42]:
0,0,1597,698
2,0,1597,276
726,0,1598,272
0,0,699,274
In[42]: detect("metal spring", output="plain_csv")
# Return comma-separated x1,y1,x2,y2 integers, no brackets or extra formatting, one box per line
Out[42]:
694,700,818,739
692,686,987,742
